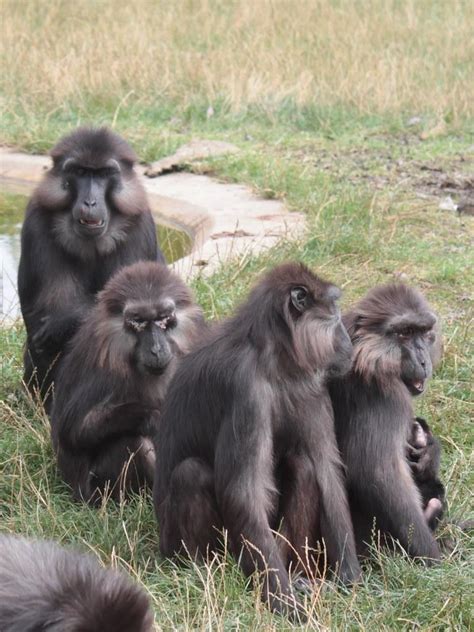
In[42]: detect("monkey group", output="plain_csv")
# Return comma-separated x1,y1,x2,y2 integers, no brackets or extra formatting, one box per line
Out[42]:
1,127,448,628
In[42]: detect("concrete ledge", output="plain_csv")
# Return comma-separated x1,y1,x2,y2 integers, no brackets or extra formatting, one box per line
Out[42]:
0,147,306,279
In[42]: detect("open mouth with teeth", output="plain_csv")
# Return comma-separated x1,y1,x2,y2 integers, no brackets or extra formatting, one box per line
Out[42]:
404,378,426,396
78,218,105,229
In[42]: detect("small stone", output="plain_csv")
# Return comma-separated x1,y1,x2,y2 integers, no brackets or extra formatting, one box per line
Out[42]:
439,196,458,212
407,116,422,127
393,271,409,281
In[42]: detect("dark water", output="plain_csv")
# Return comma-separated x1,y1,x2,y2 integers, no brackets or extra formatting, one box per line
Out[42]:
0,192,191,320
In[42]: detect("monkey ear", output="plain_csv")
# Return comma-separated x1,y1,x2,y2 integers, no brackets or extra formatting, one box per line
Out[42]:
291,286,308,312
325,285,341,302
106,158,121,173
342,311,360,337
62,158,77,172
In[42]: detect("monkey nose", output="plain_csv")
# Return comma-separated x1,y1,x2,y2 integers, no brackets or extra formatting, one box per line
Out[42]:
83,199,97,207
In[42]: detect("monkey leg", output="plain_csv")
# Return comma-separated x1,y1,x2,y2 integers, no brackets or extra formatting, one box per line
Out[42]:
276,455,322,577
159,458,223,560
89,436,155,503
424,498,444,531
319,474,362,584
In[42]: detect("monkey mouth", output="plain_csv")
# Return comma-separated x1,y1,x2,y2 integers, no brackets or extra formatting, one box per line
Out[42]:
144,364,168,376
78,218,105,229
405,379,425,396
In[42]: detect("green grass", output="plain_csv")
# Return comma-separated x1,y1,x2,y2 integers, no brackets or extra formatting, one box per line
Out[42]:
1,169,473,629
1,0,473,628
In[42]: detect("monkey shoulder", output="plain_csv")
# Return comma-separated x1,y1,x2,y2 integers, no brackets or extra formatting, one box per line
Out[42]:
117,210,160,264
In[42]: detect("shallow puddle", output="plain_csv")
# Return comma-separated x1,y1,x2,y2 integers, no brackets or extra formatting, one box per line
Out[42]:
0,191,191,320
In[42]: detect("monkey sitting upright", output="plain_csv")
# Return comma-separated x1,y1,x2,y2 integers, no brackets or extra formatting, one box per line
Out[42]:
330,284,444,561
18,126,163,411
51,261,205,505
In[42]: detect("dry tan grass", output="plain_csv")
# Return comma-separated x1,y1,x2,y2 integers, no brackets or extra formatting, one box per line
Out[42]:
1,0,472,118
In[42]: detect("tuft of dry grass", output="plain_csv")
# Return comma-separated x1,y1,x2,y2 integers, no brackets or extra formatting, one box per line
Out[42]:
1,0,473,120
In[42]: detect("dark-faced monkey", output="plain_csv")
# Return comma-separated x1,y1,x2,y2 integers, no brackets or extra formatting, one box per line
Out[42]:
51,261,204,505
330,284,443,561
0,534,154,632
18,126,164,411
154,262,361,620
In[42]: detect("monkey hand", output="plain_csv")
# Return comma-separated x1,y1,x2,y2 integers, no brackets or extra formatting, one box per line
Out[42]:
407,446,433,478
32,314,79,354
31,316,53,353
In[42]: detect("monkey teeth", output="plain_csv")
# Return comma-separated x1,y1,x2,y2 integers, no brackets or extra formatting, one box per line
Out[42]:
79,219,104,227
413,380,424,392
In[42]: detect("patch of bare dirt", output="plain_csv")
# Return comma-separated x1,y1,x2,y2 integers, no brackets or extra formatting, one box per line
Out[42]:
297,137,474,214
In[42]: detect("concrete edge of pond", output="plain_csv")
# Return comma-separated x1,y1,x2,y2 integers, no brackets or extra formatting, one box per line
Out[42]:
0,147,306,282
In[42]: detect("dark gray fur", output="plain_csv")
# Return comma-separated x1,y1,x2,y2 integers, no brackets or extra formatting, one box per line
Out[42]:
51,261,204,505
18,127,163,411
0,534,153,632
154,262,361,620
408,417,445,531
330,284,442,560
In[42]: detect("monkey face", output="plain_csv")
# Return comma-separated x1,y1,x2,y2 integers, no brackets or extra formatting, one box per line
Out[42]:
289,279,353,375
61,158,122,238
344,285,441,394
125,302,177,376
327,321,353,377
397,329,435,396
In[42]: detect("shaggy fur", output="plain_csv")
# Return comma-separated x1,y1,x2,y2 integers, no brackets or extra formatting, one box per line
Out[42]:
0,535,153,632
51,262,204,504
19,127,162,411
330,284,443,560
154,262,360,620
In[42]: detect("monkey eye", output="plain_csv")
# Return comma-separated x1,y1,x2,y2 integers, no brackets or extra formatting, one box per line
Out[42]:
396,328,413,340
126,317,147,332
75,167,86,177
155,312,177,330
290,286,309,312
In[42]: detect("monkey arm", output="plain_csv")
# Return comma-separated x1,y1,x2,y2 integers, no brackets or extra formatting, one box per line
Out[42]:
31,311,87,354
19,214,90,352
66,401,159,451
364,458,441,560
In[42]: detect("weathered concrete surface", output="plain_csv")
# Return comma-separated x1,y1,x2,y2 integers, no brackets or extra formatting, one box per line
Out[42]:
0,147,306,280
144,139,239,177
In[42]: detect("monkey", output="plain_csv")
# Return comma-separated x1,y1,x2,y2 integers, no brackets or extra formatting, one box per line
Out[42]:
329,284,443,561
407,417,446,531
18,126,164,411
51,261,204,505
154,262,361,620
0,534,154,632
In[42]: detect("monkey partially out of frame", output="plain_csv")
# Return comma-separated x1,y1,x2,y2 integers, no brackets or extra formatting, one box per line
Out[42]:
408,416,446,531
18,127,163,411
154,262,361,620
51,261,204,505
0,534,154,632
330,284,444,561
